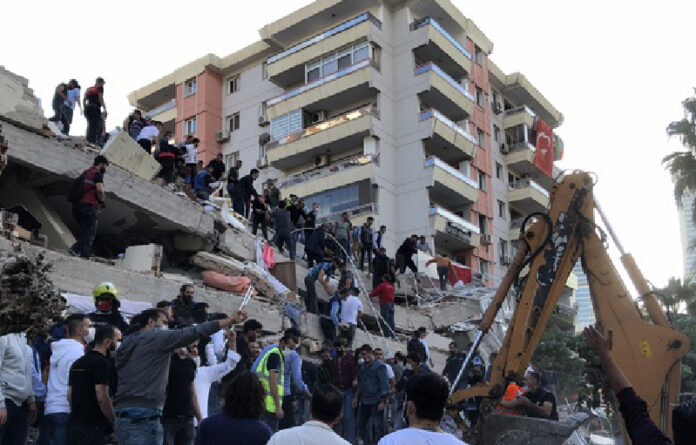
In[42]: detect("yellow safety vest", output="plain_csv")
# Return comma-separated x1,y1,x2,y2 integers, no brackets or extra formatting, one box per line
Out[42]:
255,346,285,412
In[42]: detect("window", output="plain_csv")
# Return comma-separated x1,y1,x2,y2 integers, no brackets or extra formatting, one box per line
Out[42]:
479,259,489,276
478,214,487,234
304,183,361,218
478,172,487,191
337,47,352,70
353,41,370,62
225,152,240,169
476,87,484,107
322,53,338,77
474,46,484,65
499,239,508,258
477,130,486,148
460,73,469,91
493,125,500,142
460,160,471,177
306,60,321,83
492,91,498,108
227,75,240,94
495,162,502,179
305,39,371,83
184,117,197,135
498,200,506,218
184,78,197,96
227,112,240,132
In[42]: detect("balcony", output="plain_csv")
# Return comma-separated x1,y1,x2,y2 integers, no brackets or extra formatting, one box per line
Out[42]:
267,105,378,171
265,58,378,120
411,17,471,79
415,62,475,121
509,218,524,240
424,156,478,207
503,142,555,190
503,105,535,129
278,154,377,199
317,203,378,226
419,108,476,162
430,205,480,251
266,13,381,87
508,179,550,214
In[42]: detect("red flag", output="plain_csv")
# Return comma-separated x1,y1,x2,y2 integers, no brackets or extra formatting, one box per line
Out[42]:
534,118,553,177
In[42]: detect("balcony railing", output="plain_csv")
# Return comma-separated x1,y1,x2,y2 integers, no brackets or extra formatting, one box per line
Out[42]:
266,105,378,150
429,205,480,234
506,141,537,153
266,58,378,107
504,105,536,119
419,108,477,145
414,62,475,103
410,17,472,60
278,153,378,189
509,179,550,198
424,156,479,190
317,203,378,224
266,13,382,64
144,99,176,119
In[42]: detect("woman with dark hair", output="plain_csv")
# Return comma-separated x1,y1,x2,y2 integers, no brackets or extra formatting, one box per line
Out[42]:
195,372,272,445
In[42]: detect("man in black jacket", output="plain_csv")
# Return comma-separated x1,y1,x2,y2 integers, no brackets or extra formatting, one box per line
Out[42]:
226,159,242,197
395,235,419,275
371,248,391,289
231,169,259,218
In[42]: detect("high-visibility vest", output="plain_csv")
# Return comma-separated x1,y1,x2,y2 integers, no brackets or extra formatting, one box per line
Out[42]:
255,346,285,412
498,383,524,415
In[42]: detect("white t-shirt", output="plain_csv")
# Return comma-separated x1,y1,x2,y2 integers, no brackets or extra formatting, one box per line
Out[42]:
385,363,395,379
185,144,198,164
378,428,469,445
340,295,363,325
137,125,159,142
420,338,430,361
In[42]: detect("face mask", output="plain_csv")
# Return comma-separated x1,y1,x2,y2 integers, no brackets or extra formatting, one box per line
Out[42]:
192,356,201,367
357,358,365,365
114,341,121,351
84,327,96,344
405,364,413,371
96,300,113,312
182,294,193,304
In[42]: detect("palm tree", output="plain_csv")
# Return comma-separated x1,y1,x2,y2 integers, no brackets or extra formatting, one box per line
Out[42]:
657,276,696,319
663,92,696,219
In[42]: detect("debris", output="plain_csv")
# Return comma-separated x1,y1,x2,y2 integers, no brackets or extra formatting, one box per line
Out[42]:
0,66,47,131
101,130,161,180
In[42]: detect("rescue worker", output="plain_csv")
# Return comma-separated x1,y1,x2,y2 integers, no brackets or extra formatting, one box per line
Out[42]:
88,281,128,332
251,330,299,433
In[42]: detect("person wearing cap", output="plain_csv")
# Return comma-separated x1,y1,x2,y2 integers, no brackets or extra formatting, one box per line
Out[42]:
60,79,82,135
69,155,108,258
83,77,107,144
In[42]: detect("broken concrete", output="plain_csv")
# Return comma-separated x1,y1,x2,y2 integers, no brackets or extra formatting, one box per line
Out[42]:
101,131,161,181
0,66,47,131
117,244,163,274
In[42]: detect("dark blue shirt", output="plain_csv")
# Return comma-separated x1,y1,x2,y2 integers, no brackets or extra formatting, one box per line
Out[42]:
358,359,389,405
306,227,326,255
195,414,272,445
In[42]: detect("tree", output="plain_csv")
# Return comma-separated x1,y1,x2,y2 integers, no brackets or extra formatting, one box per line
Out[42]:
532,321,586,403
663,92,696,219
656,276,696,320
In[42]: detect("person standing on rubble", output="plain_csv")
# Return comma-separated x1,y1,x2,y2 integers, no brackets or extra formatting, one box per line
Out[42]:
61,79,81,135
172,284,197,326
306,222,332,267
304,258,340,315
48,82,68,129
369,275,395,339
395,235,419,277
272,201,295,260
69,155,108,258
232,169,259,218
425,254,455,291
193,164,216,201
226,159,242,198
359,217,375,271
135,120,162,154
83,77,107,145
88,282,128,332
206,154,226,182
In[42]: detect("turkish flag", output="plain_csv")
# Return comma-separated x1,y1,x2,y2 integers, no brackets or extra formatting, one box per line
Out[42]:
534,118,553,177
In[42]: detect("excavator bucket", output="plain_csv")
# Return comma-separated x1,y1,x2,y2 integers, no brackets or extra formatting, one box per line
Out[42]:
478,413,589,445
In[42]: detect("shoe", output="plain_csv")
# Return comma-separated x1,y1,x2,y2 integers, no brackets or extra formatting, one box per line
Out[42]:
67,248,78,257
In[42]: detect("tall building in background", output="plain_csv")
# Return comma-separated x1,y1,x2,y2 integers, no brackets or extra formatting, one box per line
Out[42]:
129,0,564,286
678,192,696,281
573,260,594,333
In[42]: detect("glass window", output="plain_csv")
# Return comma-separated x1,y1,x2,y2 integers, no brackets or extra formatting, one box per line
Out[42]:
184,78,197,96
493,125,500,142
228,112,240,132
322,53,338,76
478,172,487,191
228,75,240,94
185,117,197,135
478,130,486,148
304,183,361,218
495,162,502,179
306,60,321,83
337,47,352,70
353,42,369,62
498,200,505,218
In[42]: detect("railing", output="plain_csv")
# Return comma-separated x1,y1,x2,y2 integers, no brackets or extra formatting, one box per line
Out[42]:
509,178,550,198
266,105,378,150
507,141,537,153
429,205,480,234
317,203,378,224
267,13,382,65
424,156,479,190
504,105,536,119
410,17,472,60
419,108,477,145
266,58,377,107
414,62,475,103
278,153,378,189
144,99,176,119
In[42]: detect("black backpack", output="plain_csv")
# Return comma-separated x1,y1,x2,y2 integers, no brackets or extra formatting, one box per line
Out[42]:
66,172,86,203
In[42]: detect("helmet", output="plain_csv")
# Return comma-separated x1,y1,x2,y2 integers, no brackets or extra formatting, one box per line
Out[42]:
93,282,118,301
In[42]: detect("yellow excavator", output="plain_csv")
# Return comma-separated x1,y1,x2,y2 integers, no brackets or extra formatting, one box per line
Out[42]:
448,171,689,444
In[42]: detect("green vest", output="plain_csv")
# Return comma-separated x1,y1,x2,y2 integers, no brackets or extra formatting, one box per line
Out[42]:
255,346,285,412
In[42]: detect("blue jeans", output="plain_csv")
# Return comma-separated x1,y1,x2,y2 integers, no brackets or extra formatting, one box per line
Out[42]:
380,303,395,339
162,417,194,445
276,230,295,260
0,400,28,445
115,416,163,445
71,203,98,258
37,412,69,445
342,389,357,444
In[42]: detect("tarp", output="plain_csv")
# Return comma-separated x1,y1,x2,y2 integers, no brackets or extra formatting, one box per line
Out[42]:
534,118,554,177
62,293,152,320
450,263,472,285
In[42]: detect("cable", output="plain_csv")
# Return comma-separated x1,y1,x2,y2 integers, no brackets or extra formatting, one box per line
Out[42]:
513,212,553,300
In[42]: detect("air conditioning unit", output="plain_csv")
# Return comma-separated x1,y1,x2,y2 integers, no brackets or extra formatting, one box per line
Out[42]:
258,114,269,126
492,102,502,115
216,130,230,143
501,256,512,266
259,132,271,146
310,110,326,124
500,143,509,154
481,233,492,245
314,154,329,168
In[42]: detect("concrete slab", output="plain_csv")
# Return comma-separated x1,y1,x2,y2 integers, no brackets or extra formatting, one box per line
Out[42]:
101,131,161,180
0,67,47,131
118,244,163,274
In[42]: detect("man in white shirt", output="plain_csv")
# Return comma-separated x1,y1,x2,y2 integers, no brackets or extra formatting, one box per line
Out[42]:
136,120,162,154
38,314,90,445
378,373,468,445
418,327,434,369
183,136,200,185
192,329,241,420
267,384,349,445
338,288,363,348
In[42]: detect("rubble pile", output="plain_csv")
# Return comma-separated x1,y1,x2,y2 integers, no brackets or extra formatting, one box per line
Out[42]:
0,247,65,337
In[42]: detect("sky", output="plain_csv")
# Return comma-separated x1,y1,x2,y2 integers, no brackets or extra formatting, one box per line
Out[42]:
2,0,695,291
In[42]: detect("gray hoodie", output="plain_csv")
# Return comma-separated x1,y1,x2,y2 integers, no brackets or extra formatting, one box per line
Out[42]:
114,321,220,411
0,333,34,408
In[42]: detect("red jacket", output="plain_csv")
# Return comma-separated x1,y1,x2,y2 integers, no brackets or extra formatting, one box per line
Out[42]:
370,281,395,306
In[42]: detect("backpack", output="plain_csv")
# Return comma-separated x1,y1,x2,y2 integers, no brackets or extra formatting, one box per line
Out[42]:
66,172,86,203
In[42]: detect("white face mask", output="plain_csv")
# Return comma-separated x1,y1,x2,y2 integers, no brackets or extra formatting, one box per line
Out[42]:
357,358,365,365
405,364,413,371
192,356,201,367
84,327,96,344
115,341,121,351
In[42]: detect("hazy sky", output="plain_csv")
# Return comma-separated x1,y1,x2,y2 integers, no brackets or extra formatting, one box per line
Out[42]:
2,0,695,290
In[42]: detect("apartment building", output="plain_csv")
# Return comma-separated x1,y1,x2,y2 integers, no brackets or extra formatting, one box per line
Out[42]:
128,0,564,285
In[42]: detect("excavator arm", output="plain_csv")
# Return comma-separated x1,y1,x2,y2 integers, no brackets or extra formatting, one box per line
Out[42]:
448,171,689,442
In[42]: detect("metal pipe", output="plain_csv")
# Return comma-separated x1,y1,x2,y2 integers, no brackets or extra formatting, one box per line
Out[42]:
593,196,625,255
450,330,483,395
